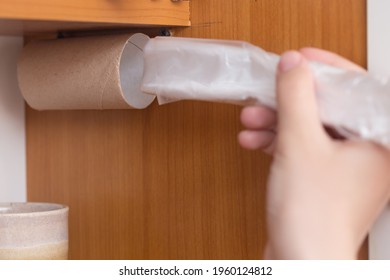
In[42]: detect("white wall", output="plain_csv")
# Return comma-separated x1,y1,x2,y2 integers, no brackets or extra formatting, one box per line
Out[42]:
0,36,26,202
368,0,390,260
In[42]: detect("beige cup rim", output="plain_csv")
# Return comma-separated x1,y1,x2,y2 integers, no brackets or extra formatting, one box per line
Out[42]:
0,202,68,217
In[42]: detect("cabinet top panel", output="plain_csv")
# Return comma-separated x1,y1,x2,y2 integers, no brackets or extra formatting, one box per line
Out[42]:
0,0,190,34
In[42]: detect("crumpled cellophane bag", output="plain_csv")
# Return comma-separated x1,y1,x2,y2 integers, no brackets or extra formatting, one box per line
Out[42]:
142,37,390,147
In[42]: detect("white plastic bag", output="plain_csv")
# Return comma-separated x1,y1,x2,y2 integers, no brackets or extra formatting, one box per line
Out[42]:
142,37,390,147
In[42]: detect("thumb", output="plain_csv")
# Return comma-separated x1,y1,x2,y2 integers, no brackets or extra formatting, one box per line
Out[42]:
276,51,327,150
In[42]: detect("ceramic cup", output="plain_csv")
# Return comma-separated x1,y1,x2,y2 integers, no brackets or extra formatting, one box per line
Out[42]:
0,202,68,260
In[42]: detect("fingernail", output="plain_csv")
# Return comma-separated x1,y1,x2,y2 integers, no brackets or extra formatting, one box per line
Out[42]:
279,51,302,72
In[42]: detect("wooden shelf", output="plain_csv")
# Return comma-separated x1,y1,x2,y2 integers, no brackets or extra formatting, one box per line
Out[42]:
0,0,190,35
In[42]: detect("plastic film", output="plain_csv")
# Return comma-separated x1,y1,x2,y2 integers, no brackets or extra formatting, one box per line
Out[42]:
142,37,390,147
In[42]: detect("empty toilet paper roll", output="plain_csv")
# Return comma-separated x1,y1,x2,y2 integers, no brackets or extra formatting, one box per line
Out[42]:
17,33,155,110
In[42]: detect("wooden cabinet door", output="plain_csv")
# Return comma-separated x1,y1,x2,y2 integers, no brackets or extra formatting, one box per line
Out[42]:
27,0,367,259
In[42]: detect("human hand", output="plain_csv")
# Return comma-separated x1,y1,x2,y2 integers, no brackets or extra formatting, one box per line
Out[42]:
238,48,390,259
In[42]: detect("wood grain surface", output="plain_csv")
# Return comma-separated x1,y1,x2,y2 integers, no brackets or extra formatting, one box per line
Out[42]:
0,0,189,35
0,19,177,36
27,0,367,259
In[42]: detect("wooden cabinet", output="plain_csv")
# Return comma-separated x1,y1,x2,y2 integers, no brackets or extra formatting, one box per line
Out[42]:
0,0,190,35
0,0,368,259
24,0,368,259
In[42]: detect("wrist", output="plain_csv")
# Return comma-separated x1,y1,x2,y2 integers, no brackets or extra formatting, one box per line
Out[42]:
266,216,358,259
265,239,357,260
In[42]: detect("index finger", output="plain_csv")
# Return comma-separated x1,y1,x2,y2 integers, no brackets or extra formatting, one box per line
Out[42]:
299,47,366,72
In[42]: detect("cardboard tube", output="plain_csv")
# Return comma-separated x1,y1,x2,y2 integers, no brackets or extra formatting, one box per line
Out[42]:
17,33,155,110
